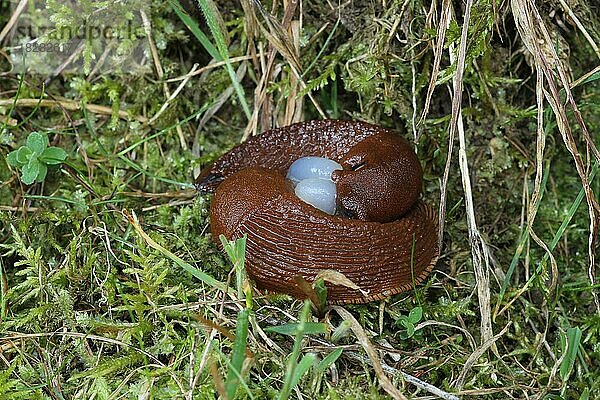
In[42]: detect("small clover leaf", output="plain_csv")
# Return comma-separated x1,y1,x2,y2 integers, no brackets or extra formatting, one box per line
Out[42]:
39,147,68,165
16,147,33,167
407,307,423,324
26,131,49,155
405,323,415,338
6,150,22,167
396,306,423,339
6,150,18,167
22,158,42,185
6,131,67,185
37,162,48,183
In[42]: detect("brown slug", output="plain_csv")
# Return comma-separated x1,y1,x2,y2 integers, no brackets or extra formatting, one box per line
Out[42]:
196,120,438,304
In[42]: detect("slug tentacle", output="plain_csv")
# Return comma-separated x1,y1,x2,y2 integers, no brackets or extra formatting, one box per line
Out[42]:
196,120,439,304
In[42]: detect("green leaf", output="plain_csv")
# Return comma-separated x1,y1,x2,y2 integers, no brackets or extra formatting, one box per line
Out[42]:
579,387,590,400
6,150,21,167
196,0,251,120
278,300,312,400
35,163,48,182
580,71,600,87
39,147,67,164
314,347,343,375
331,320,351,343
225,309,250,400
405,322,415,338
288,353,317,391
408,307,423,324
220,234,246,266
313,278,328,311
169,0,220,60
219,234,248,303
26,132,48,155
21,158,41,185
15,146,33,165
560,327,581,381
266,322,327,336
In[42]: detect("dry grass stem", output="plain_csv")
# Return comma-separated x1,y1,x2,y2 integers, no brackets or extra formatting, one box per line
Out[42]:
198,63,249,131
420,0,451,125
442,0,495,347
434,0,453,253
0,0,27,43
570,64,600,89
453,322,511,390
0,98,147,123
557,0,600,59
164,56,254,83
333,306,409,400
141,8,188,150
414,320,477,351
511,0,600,311
243,0,324,140
44,41,85,86
148,63,200,125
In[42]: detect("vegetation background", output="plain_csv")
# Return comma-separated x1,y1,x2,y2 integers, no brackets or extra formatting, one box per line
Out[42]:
1,0,599,398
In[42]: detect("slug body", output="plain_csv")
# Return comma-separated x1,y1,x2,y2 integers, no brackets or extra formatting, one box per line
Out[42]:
196,120,438,304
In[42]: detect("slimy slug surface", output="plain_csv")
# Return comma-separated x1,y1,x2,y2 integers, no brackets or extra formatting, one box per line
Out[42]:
195,120,439,304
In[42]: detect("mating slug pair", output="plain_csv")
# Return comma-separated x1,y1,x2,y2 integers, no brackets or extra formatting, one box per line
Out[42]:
195,120,438,304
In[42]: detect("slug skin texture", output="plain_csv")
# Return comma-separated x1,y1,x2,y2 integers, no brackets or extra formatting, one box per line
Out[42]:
196,120,438,304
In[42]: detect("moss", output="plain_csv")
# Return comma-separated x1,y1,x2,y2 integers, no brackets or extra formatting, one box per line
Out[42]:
1,0,600,398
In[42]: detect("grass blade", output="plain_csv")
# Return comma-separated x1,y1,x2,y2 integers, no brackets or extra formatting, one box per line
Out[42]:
219,234,251,307
225,308,250,400
560,326,582,381
169,0,220,60
494,162,549,316
265,322,327,336
278,300,313,400
314,347,343,376
288,353,317,393
196,0,252,120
